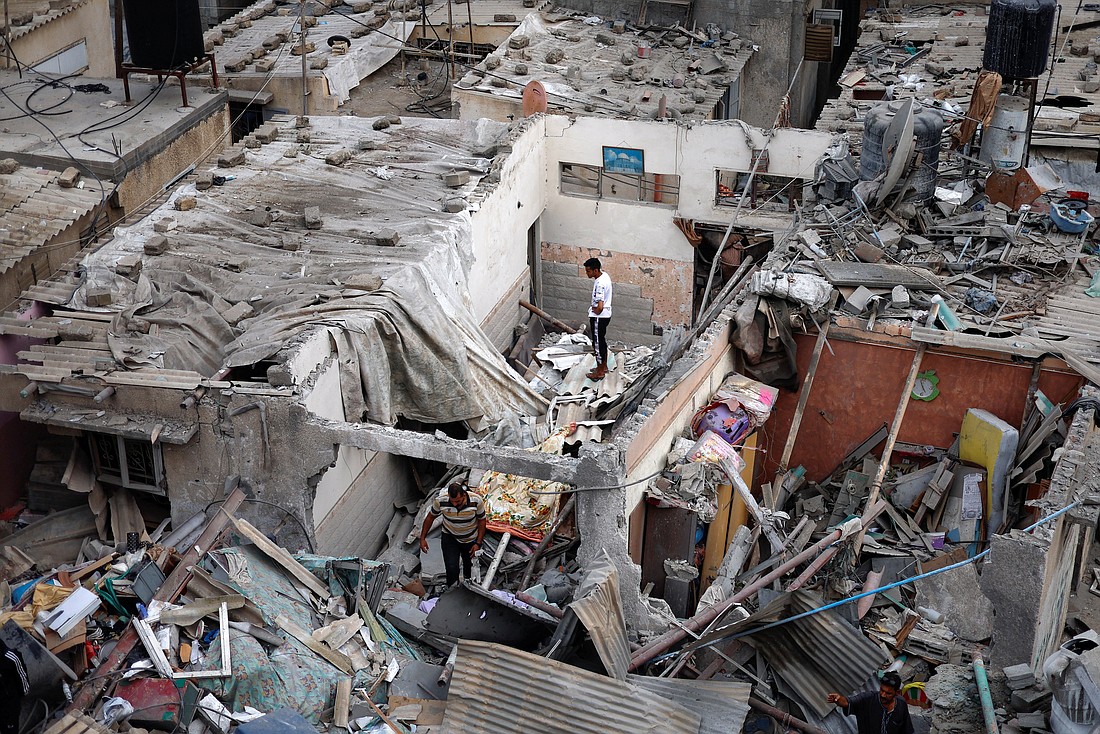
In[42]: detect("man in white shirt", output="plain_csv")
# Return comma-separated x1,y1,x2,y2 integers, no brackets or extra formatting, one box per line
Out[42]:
584,257,613,380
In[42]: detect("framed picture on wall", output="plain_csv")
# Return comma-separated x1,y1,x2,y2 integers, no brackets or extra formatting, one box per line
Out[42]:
603,146,645,175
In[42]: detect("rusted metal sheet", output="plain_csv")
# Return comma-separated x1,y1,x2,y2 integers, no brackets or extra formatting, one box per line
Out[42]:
443,640,701,734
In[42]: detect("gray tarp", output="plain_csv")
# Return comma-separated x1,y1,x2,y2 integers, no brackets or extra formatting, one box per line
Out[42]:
71,117,546,425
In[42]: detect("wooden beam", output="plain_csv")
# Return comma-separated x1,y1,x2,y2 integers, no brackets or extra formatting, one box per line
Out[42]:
276,614,353,675
776,298,836,474
232,517,331,600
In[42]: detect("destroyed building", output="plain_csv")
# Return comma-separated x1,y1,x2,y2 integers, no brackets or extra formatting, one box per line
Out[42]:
3,0,1100,732
451,11,752,122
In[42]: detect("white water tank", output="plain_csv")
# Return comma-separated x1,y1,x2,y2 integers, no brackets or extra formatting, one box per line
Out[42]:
979,94,1030,170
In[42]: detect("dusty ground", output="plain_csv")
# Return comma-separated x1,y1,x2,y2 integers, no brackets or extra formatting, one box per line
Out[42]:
342,56,458,119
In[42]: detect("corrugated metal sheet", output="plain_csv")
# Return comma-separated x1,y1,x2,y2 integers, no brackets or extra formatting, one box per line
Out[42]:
688,590,887,718
568,551,630,680
443,639,701,734
627,676,752,734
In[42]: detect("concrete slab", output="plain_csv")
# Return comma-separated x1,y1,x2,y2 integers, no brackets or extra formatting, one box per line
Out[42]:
916,562,994,642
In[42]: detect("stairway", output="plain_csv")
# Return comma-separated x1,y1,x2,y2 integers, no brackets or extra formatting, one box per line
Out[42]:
539,261,661,346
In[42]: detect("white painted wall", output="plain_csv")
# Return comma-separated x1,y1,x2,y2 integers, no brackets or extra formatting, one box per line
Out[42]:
469,117,547,324
541,116,838,255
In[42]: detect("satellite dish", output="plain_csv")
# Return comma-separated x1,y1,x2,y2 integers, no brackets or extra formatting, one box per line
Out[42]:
522,80,548,117
876,97,916,206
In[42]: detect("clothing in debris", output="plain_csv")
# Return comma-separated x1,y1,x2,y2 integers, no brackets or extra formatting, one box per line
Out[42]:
0,643,29,734
430,488,486,544
841,691,915,734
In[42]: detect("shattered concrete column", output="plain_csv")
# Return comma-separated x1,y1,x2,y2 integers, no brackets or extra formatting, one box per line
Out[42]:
575,444,656,632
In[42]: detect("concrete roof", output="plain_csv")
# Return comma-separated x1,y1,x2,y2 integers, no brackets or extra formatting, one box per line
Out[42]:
0,70,227,179
205,0,414,104
453,11,752,120
0,165,102,278
816,0,1100,150
0,114,546,423
5,0,93,41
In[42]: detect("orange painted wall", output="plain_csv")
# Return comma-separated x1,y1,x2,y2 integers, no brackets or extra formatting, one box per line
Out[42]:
759,333,1084,484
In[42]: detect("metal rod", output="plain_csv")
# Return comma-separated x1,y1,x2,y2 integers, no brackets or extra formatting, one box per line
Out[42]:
446,0,455,80
520,299,578,334
516,591,564,619
518,495,576,591
481,531,511,589
748,698,829,734
299,0,308,119
972,650,1000,734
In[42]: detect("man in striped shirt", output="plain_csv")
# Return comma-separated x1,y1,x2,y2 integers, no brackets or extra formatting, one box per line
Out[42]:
419,482,487,586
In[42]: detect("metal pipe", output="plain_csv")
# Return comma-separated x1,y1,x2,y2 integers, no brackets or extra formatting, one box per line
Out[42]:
785,545,839,592
628,500,886,671
519,300,577,334
748,698,829,734
94,386,116,403
481,531,511,589
19,381,38,399
972,650,999,734
438,645,458,686
516,591,564,619
518,495,576,591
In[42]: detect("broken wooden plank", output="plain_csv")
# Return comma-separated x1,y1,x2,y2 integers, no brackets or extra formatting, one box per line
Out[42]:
275,614,353,674
333,678,352,729
157,595,247,626
815,261,943,290
232,517,331,600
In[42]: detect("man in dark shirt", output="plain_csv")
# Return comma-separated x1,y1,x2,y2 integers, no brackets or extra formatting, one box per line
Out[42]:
827,672,914,734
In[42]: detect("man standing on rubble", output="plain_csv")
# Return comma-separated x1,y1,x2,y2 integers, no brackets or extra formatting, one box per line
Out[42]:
419,481,487,587
827,672,914,734
584,257,613,381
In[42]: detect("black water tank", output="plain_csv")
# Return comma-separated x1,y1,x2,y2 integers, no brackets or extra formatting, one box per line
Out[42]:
983,0,1057,79
122,0,205,70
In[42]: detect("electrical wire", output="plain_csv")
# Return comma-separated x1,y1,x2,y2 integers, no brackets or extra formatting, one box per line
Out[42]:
204,497,316,552
529,469,666,495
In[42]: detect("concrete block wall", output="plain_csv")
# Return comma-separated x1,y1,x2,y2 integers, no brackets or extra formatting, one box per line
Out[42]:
315,449,419,559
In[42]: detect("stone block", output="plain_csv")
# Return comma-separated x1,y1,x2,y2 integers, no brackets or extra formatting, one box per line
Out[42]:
254,124,280,143
249,45,267,59
513,63,528,75
367,228,400,246
1010,686,1051,712
981,532,1049,668
611,19,626,33
595,32,616,46
345,273,383,291
58,167,80,188
262,34,282,49
358,139,379,150
508,34,530,49
494,13,515,21
443,170,470,187
224,58,248,73
144,235,170,255
915,562,994,642
304,206,322,229
86,286,112,307
243,136,261,149
175,196,197,211
297,129,311,143
218,148,246,167
222,301,255,325
115,254,142,278
249,210,272,227
291,41,316,55
1016,712,1046,729
0,158,18,174
196,171,214,190
325,149,353,166
853,240,884,263
224,256,249,272
372,118,391,130
310,56,328,70
349,0,371,10
254,58,276,73
545,48,564,64
443,198,466,213
153,218,177,233
484,55,501,70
